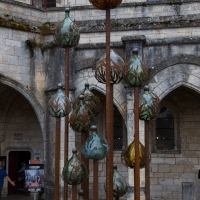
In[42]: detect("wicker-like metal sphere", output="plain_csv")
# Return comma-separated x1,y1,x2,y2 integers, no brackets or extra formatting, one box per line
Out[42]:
95,49,124,84
89,0,122,10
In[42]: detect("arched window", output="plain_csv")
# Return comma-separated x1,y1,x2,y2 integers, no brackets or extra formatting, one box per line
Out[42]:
156,107,175,150
32,0,56,7
114,107,123,151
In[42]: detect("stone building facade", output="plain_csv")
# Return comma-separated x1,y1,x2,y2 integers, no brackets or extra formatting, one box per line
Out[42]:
0,0,200,199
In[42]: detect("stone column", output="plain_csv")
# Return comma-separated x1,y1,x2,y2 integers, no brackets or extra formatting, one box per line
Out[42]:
121,36,146,200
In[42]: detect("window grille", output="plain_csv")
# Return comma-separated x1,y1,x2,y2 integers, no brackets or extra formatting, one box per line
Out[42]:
114,108,123,151
156,107,175,150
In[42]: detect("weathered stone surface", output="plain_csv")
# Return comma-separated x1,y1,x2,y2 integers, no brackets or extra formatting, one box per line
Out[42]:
182,182,195,200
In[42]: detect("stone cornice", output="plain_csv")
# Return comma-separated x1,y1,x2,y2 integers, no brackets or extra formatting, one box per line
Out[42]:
0,0,200,11
75,36,200,50
79,14,200,33
146,36,200,46
75,42,124,50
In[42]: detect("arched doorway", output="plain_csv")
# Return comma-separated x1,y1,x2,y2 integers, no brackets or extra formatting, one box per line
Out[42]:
150,85,200,199
0,84,44,197
8,151,31,195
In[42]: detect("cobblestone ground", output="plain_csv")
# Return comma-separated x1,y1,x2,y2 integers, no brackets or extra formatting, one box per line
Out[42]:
2,193,34,200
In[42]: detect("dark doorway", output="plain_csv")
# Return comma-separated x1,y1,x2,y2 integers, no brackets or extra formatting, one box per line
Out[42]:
8,151,31,195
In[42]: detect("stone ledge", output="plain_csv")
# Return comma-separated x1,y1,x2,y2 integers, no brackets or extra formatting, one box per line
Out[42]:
1,0,200,12
146,36,200,46
79,14,200,33
75,42,124,50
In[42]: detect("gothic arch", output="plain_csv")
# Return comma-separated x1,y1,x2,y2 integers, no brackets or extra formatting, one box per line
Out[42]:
150,54,200,79
0,76,46,141
149,64,200,100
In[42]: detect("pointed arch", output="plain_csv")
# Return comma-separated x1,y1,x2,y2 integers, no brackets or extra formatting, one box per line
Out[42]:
149,64,200,100
0,76,46,141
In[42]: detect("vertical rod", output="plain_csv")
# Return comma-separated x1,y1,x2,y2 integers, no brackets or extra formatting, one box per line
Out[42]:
72,185,76,200
134,86,140,200
54,117,61,200
93,160,99,199
105,7,113,200
81,132,89,199
145,120,150,200
64,47,70,200
43,0,47,8
115,198,119,200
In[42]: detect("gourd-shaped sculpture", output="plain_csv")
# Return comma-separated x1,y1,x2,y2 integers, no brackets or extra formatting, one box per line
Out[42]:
48,83,72,117
104,164,127,197
82,125,108,160
89,0,122,10
95,49,124,84
113,164,127,198
55,7,80,47
139,85,160,121
62,147,89,185
122,140,145,169
122,48,149,87
70,95,95,132
78,189,85,200
73,83,101,116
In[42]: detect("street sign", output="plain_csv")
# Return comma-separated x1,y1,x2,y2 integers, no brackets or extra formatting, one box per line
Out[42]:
25,164,44,193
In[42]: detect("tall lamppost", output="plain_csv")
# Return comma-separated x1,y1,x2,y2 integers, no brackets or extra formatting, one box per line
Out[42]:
88,0,123,198
122,48,149,200
54,7,80,200
72,83,101,199
62,147,89,200
47,84,72,200
139,85,160,200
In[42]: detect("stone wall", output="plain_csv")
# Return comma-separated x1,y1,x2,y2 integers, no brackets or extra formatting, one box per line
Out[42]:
149,89,200,199
0,0,200,199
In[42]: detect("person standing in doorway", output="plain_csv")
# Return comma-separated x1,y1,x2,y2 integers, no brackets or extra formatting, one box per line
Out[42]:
0,160,15,199
18,162,25,190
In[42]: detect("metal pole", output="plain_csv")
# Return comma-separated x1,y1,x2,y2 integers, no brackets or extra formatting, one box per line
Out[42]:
93,159,99,199
145,120,150,200
64,47,70,200
54,117,61,200
106,7,113,200
34,193,36,200
72,185,76,200
81,132,89,199
134,86,140,200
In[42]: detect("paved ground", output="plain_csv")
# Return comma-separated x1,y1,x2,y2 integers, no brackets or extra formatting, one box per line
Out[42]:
2,193,34,200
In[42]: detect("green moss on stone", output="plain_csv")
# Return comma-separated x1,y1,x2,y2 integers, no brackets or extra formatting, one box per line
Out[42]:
0,16,56,35
37,22,56,35
0,16,33,32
